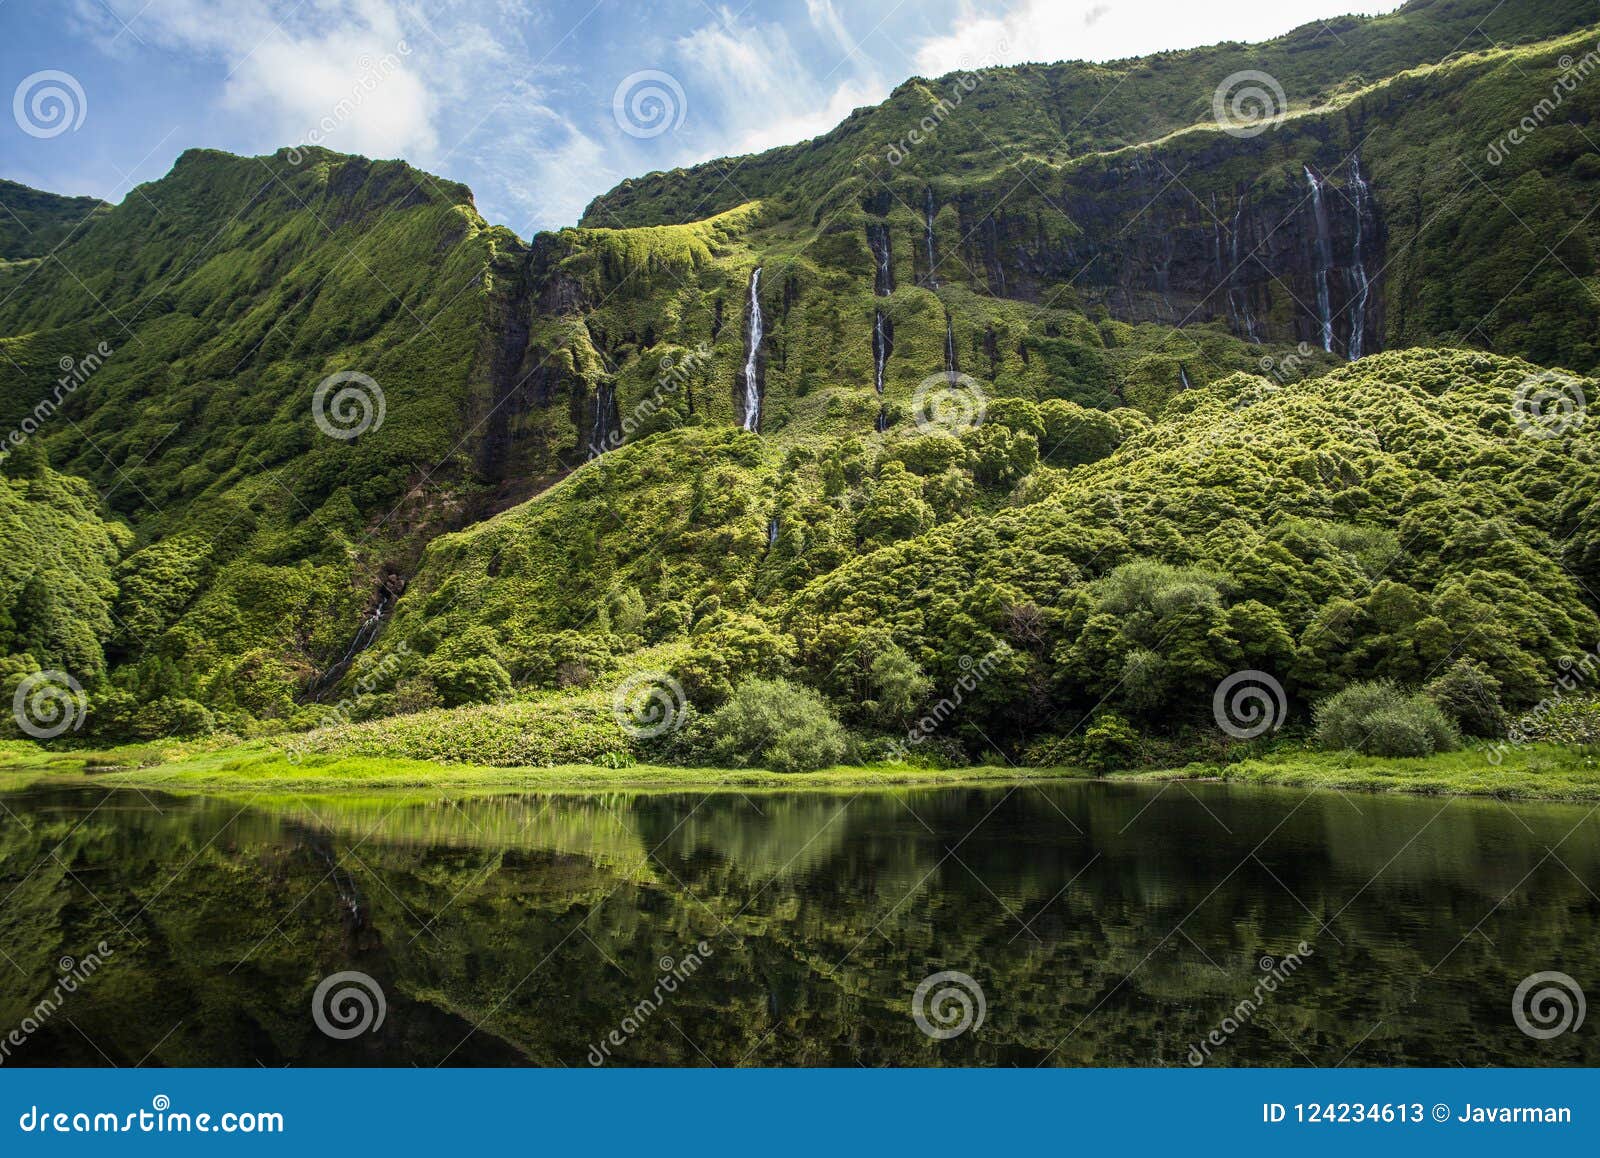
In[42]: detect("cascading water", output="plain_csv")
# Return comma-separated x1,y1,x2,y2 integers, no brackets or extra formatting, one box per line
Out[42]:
1304,166,1335,354
868,224,893,431
923,189,938,287
1346,158,1372,361
1229,200,1259,343
1179,365,1192,392
944,313,957,379
741,267,763,431
868,223,894,296
873,310,889,396
587,381,614,459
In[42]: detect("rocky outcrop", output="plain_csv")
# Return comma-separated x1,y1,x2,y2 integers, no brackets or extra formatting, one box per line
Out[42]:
946,145,1385,357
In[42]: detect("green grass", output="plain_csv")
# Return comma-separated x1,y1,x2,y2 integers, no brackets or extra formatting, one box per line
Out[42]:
1124,743,1600,800
0,738,1093,795
5,737,1598,801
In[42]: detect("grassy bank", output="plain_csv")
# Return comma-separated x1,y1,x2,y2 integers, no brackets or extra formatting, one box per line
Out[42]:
0,740,1091,795
1126,744,1600,801
2,740,1596,801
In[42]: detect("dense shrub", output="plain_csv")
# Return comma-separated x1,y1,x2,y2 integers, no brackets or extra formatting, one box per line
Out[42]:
424,655,512,707
1314,681,1460,757
1424,658,1507,737
707,678,850,772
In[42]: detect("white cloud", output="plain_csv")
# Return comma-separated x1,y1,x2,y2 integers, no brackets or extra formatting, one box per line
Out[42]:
913,0,1404,78
82,0,439,159
673,12,886,159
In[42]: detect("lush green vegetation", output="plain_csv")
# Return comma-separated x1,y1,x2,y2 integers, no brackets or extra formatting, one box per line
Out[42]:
2,0,1599,789
1136,742,1600,801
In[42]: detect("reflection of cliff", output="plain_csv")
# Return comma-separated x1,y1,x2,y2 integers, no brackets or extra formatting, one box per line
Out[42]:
1,783,1598,1067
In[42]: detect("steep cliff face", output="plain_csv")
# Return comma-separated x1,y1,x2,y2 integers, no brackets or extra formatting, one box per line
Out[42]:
929,147,1386,358
567,0,1598,383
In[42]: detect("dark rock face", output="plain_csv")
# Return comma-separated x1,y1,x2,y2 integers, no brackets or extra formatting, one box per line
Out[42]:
949,146,1386,358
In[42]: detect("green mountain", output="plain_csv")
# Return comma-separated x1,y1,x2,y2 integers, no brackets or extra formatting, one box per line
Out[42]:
1,0,1597,766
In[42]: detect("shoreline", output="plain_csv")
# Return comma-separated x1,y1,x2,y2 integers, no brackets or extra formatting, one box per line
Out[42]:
1,741,1595,801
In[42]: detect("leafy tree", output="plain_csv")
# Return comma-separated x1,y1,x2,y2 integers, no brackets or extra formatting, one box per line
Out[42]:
1314,680,1460,757
708,678,851,772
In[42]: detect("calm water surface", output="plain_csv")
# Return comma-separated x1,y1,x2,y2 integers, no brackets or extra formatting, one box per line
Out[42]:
1,780,1596,1066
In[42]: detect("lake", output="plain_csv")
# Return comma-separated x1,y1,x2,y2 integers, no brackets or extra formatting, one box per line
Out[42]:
0,779,1595,1066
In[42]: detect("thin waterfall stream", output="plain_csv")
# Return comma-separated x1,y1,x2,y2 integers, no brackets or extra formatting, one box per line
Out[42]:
741,267,763,431
1304,166,1335,354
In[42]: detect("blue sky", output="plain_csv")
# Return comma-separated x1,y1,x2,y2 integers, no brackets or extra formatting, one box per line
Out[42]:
3,0,1402,237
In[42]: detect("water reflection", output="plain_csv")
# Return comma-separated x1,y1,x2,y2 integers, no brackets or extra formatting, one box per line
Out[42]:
0,781,1595,1066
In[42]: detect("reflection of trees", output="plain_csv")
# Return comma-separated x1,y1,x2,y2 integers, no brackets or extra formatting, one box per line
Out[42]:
0,782,1596,1067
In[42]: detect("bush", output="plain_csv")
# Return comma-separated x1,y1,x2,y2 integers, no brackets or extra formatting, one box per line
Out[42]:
1424,658,1506,737
707,677,850,772
1023,712,1142,772
424,655,512,707
1314,680,1460,757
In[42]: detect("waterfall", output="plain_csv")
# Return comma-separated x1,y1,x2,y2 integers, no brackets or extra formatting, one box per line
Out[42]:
923,189,938,287
741,267,763,431
873,310,889,396
875,407,888,433
1229,200,1259,343
868,224,892,425
307,588,395,697
944,313,957,378
587,381,614,459
1304,166,1335,354
767,517,779,548
1346,158,1372,361
867,223,894,295
1179,365,1192,392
